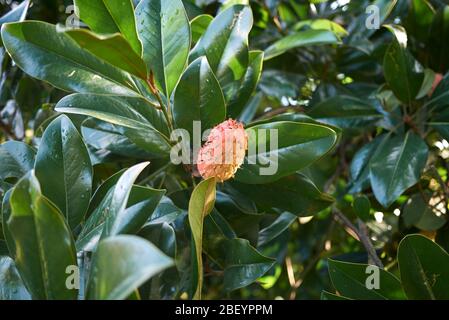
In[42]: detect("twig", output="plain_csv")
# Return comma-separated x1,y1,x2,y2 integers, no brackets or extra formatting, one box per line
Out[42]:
146,72,174,131
332,207,383,268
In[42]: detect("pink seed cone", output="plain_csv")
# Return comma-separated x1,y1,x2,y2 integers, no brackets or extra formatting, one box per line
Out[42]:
197,119,248,182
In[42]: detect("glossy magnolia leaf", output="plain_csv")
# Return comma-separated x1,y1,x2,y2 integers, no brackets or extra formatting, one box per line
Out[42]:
35,115,92,230
55,94,171,157
190,14,213,43
74,0,142,54
428,6,449,73
258,212,297,246
87,235,173,300
239,92,263,123
308,95,383,129
221,238,275,291
219,0,249,12
76,162,153,251
0,141,35,181
8,172,77,300
85,169,126,217
81,119,158,161
383,25,424,103
227,51,264,119
235,121,338,184
349,135,385,193
1,190,15,258
231,174,334,217
1,22,140,97
136,0,191,97
146,196,186,225
353,195,371,222
294,19,348,37
66,30,147,79
188,178,217,300
116,185,165,235
369,132,428,208
264,29,341,60
140,222,177,258
190,5,253,101
404,0,435,43
398,234,449,299
402,193,446,231
0,0,29,27
328,259,406,300
427,72,449,112
173,57,226,135
348,0,398,43
0,256,31,300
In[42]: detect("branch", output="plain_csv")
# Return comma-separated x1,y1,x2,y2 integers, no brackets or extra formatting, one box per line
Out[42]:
332,207,384,268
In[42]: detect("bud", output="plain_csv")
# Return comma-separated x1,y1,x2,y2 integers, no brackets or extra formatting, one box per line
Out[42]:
197,119,248,182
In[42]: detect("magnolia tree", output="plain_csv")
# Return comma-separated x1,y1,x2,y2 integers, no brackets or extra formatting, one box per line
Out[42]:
0,0,449,300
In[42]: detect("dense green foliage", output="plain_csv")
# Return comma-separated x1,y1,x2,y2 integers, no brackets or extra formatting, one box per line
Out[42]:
1,0,449,300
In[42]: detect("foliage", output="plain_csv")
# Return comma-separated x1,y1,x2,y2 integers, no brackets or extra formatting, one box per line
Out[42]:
1,0,449,300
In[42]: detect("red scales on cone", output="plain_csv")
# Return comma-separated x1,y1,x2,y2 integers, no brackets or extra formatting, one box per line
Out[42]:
197,119,248,182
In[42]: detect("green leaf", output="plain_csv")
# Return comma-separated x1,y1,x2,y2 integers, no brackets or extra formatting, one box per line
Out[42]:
398,234,449,299
353,195,371,222
227,50,264,119
173,56,226,135
348,0,398,43
219,0,249,13
264,29,340,60
34,115,92,230
86,169,126,217
402,193,446,231
136,0,191,97
87,235,173,300
220,238,275,291
140,222,177,258
81,119,158,160
1,190,15,258
428,6,449,73
66,30,147,79
76,162,155,251
190,14,213,43
231,174,334,217
369,132,428,208
74,0,142,54
0,141,35,181
0,256,31,300
188,177,217,299
0,0,30,27
349,135,385,193
328,259,406,300
8,172,77,300
117,185,165,235
1,21,140,96
190,5,253,101
235,121,338,184
55,94,171,157
405,0,435,43
258,212,297,246
294,19,348,37
383,25,424,104
308,95,382,129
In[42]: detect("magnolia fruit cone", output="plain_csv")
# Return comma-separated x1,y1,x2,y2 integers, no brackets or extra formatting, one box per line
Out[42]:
197,119,248,182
